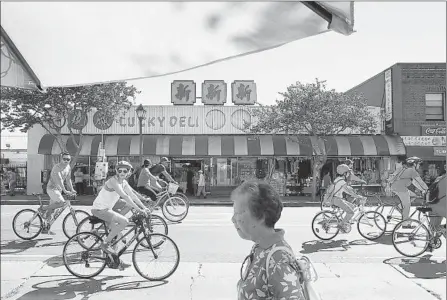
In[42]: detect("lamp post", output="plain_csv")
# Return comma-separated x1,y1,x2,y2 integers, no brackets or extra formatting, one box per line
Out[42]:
135,104,147,164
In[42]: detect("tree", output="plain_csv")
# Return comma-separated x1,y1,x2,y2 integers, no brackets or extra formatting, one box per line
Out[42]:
1,82,140,167
245,79,378,200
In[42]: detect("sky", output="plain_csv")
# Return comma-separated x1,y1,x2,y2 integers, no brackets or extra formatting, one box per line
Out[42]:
1,2,446,147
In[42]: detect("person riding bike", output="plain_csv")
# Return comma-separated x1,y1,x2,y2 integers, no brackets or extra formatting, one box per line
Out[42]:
91,161,150,254
332,164,366,233
136,159,161,201
390,156,428,221
149,157,178,191
426,174,446,242
41,152,77,235
343,159,367,185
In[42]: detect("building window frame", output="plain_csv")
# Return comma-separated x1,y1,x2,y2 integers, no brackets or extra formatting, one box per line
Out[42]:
425,93,445,121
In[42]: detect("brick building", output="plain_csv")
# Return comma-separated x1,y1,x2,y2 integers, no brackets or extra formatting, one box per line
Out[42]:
346,62,446,180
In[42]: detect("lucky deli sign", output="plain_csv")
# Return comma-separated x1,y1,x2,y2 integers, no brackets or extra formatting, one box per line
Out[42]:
421,125,446,136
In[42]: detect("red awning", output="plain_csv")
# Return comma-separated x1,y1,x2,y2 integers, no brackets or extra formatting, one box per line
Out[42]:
37,134,406,157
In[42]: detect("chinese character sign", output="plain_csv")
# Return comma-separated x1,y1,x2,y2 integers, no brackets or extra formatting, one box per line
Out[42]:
232,81,257,105
171,80,196,105
202,80,227,105
402,136,446,147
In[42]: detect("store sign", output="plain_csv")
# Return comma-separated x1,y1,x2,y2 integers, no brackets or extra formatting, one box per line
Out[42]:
434,147,447,156
232,81,257,105
68,109,88,130
421,125,446,136
402,136,446,147
171,80,196,105
384,69,393,134
202,80,227,105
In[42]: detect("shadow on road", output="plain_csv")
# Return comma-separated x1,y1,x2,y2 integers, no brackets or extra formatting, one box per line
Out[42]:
300,238,379,254
364,233,394,246
15,276,168,300
0,238,52,254
384,254,447,279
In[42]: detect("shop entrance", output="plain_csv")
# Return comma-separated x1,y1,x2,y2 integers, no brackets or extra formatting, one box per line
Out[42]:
172,159,203,196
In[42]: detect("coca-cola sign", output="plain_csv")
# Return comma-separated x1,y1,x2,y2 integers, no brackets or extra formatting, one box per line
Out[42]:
421,125,446,136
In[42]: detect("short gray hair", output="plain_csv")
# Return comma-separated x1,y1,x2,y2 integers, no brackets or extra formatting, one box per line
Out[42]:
232,180,283,228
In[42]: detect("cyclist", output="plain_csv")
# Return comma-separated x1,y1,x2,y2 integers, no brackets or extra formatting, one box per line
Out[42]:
343,159,367,184
91,161,150,254
41,152,77,234
149,157,178,190
426,174,446,242
390,156,428,221
136,159,160,201
332,164,366,233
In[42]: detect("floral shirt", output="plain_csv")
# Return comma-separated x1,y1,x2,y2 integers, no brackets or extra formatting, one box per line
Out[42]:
237,230,305,300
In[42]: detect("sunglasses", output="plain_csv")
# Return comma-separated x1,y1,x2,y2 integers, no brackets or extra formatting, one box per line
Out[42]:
62,158,71,162
117,169,129,174
240,252,254,281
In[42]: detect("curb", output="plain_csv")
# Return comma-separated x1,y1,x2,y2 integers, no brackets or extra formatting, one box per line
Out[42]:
0,200,320,207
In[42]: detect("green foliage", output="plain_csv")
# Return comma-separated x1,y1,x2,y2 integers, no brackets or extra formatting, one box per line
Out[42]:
1,82,140,165
247,79,377,136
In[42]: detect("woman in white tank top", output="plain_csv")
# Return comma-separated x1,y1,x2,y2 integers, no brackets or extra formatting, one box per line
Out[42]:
91,161,150,255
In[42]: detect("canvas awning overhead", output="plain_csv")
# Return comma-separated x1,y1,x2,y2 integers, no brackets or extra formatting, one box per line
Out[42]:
38,134,405,157
1,2,354,89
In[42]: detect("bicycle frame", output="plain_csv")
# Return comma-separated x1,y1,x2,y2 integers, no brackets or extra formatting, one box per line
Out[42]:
31,194,73,226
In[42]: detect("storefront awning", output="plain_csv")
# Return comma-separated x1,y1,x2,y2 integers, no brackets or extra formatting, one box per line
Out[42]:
37,134,406,157
406,146,447,161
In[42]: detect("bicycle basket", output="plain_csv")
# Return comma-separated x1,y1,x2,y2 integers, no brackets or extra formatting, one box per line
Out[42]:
168,183,179,194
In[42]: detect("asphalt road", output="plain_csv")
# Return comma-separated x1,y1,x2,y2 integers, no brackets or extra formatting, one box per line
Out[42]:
1,205,446,300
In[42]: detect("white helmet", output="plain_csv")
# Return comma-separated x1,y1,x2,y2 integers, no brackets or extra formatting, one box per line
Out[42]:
336,164,350,175
115,161,133,171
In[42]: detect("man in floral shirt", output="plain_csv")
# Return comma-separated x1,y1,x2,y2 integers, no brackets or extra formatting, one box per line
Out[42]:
232,180,305,300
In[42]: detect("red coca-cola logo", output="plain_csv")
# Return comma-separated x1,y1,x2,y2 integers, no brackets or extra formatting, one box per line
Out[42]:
425,127,446,136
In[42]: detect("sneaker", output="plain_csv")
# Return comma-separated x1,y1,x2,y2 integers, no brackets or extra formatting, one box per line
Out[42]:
118,260,132,271
41,229,56,235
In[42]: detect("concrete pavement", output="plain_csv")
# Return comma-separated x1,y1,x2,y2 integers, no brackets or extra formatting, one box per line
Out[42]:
1,206,445,300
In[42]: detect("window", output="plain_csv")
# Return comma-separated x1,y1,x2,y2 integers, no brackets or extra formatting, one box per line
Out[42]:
425,93,445,120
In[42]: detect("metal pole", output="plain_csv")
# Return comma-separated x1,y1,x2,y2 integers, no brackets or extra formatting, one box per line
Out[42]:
139,117,143,164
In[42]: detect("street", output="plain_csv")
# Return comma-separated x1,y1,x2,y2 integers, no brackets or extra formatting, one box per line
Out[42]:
1,205,446,300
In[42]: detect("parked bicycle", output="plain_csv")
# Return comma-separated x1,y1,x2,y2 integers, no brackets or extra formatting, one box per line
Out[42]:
312,196,386,241
143,182,189,222
64,212,180,281
12,193,89,240
392,206,446,257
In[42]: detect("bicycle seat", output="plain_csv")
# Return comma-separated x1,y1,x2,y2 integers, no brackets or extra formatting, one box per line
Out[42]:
416,207,432,213
88,216,104,224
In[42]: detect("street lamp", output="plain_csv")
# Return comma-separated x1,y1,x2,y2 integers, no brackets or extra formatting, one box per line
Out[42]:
135,104,147,164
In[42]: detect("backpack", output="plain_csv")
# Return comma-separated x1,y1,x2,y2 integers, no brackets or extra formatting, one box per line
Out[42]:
265,246,322,300
426,175,446,204
387,167,406,185
322,177,345,206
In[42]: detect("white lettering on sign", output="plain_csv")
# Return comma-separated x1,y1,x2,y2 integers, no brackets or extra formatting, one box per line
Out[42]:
402,136,446,147
434,147,447,156
384,69,393,123
422,126,446,136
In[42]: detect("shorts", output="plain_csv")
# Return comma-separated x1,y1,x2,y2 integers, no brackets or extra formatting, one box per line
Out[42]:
137,186,157,201
91,208,127,224
47,189,65,205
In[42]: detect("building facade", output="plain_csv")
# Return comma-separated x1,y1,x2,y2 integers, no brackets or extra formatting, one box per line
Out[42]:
27,103,405,196
346,62,446,181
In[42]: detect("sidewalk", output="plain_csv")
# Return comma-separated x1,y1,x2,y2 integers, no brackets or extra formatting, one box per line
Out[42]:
0,194,425,207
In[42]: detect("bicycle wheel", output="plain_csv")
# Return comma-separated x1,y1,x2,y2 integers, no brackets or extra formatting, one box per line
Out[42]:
12,209,43,240
76,216,108,248
62,210,90,239
311,211,340,240
174,192,189,205
357,211,386,240
63,232,106,278
162,196,189,222
133,233,180,281
376,204,402,232
392,219,430,257
138,215,169,248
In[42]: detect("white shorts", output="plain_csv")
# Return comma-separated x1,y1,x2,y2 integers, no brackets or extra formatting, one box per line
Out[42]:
47,189,66,205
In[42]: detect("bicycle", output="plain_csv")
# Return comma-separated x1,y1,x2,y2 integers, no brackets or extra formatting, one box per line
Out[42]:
76,208,168,248
63,212,180,281
12,193,90,240
392,206,446,257
312,196,386,241
320,184,381,212
141,182,189,222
